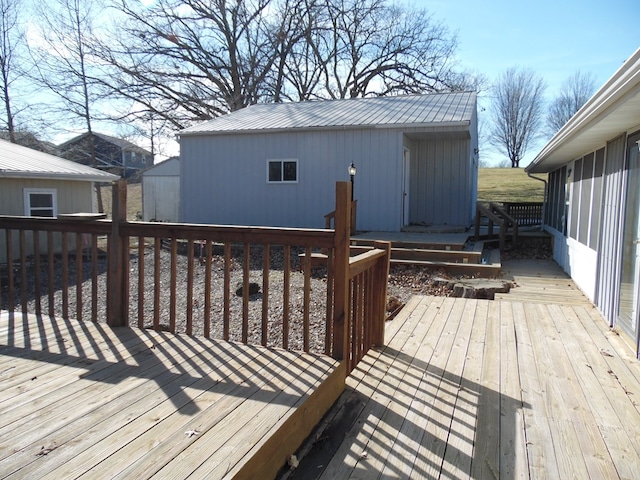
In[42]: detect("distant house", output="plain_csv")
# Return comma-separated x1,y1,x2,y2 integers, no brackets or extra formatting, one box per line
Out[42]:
179,92,478,231
526,47,640,356
142,157,180,222
0,139,118,263
58,132,153,178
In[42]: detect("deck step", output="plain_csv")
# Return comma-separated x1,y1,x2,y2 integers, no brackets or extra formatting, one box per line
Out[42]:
299,247,501,278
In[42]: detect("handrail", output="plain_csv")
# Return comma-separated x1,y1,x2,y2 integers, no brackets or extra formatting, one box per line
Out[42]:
0,181,389,377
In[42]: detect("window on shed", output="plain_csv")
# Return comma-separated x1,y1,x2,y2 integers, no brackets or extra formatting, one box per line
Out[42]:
267,159,298,183
24,189,57,217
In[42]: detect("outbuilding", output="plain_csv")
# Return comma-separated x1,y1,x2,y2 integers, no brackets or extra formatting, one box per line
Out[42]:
0,139,118,262
179,92,478,231
142,157,180,222
526,47,640,356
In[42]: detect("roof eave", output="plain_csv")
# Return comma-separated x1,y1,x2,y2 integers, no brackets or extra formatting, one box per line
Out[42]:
526,47,640,174
0,171,119,182
179,120,471,138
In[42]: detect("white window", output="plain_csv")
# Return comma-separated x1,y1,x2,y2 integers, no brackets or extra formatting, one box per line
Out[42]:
267,159,298,183
24,188,57,217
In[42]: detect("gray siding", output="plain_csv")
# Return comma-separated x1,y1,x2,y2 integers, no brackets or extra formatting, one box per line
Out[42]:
595,135,626,327
180,129,404,231
409,136,473,226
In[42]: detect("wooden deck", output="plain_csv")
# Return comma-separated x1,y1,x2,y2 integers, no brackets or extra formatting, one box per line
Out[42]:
290,295,640,479
497,258,593,306
0,311,343,479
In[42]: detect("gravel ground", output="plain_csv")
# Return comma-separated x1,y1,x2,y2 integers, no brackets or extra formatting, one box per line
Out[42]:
2,241,549,354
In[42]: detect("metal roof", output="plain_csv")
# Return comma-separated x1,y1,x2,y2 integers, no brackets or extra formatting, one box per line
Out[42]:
527,47,640,174
180,92,476,136
0,139,120,182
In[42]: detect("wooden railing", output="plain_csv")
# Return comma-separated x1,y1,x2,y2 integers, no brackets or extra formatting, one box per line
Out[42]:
474,202,518,250
503,202,544,226
0,181,389,373
325,199,357,235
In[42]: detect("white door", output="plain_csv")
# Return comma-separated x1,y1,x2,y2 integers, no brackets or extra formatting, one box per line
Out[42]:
618,134,640,352
403,148,410,226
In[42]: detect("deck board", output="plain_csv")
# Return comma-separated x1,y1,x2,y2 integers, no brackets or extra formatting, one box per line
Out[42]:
296,295,640,479
0,311,341,479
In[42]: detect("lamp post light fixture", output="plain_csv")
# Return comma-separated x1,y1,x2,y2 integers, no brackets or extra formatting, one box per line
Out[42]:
348,163,357,201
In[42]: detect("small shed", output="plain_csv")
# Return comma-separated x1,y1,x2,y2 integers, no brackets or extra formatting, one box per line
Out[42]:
142,157,180,222
179,92,478,231
526,47,640,356
0,139,118,263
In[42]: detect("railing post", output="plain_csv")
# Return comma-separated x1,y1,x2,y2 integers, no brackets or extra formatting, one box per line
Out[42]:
332,181,351,362
107,179,127,327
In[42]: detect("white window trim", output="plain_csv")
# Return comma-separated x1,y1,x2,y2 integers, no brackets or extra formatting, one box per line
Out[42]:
266,159,298,184
23,188,58,217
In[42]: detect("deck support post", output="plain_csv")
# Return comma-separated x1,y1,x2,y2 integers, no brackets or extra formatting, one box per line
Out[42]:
332,181,351,363
107,179,128,327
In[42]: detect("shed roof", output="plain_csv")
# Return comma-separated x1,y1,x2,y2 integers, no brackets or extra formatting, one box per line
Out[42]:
142,157,179,177
527,47,640,174
0,139,120,182
58,132,152,156
180,92,476,136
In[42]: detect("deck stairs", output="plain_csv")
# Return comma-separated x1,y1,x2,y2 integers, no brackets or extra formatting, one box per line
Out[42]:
301,235,501,278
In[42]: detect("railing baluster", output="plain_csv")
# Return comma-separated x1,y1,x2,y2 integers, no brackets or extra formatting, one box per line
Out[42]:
186,239,194,335
283,245,290,350
223,242,231,341
170,238,177,333
242,243,250,344
303,246,311,352
33,231,41,314
19,230,27,313
324,248,334,356
138,236,145,328
6,229,13,312
47,231,54,317
61,231,69,319
261,244,270,346
91,234,98,322
153,237,161,330
204,240,212,338
122,236,130,326
76,233,83,321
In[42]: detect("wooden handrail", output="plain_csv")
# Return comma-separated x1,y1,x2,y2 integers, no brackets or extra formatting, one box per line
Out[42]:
0,180,389,376
349,248,387,278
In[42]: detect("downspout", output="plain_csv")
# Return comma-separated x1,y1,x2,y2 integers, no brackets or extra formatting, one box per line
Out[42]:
527,172,547,230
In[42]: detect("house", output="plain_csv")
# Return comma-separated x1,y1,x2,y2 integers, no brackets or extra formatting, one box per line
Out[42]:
0,139,119,263
526,47,640,356
142,157,180,222
58,132,153,178
178,92,478,231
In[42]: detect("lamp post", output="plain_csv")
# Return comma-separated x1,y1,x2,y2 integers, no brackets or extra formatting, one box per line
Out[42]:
348,163,356,201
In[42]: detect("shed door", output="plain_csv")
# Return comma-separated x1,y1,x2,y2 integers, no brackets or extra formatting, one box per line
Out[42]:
618,133,640,352
403,148,410,226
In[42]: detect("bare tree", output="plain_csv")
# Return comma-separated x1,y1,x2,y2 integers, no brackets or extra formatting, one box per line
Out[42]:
29,0,108,208
547,70,596,134
305,0,462,99
0,0,24,142
489,67,546,168
95,0,280,129
98,0,471,128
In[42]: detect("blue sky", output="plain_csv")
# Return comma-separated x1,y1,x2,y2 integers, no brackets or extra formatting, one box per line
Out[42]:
414,0,640,165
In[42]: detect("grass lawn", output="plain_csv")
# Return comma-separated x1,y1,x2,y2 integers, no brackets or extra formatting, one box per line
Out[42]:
99,182,142,221
478,168,547,203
